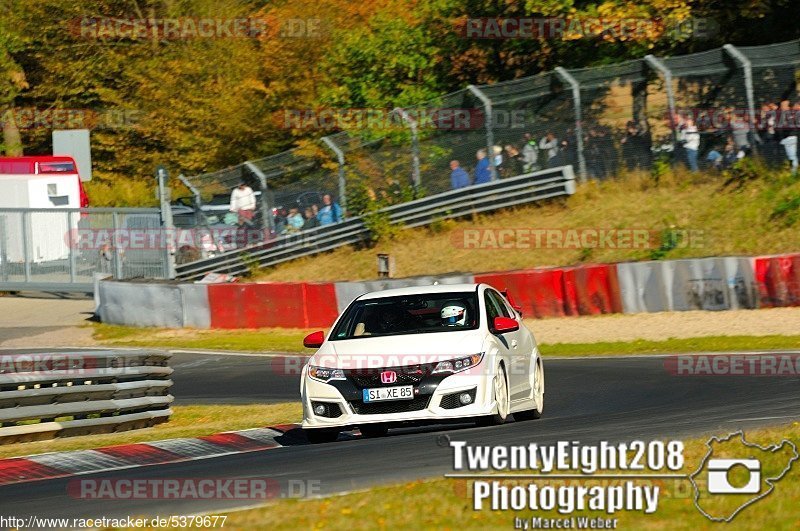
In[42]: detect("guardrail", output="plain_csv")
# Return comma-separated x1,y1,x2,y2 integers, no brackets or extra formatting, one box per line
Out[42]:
0,350,173,444
175,165,576,280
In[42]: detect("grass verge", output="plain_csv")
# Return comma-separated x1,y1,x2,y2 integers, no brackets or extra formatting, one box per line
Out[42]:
92,323,316,353
219,422,800,530
0,403,302,460
93,323,800,357
543,335,800,356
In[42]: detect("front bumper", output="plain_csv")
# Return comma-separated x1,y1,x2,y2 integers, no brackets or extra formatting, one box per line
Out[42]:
301,370,495,429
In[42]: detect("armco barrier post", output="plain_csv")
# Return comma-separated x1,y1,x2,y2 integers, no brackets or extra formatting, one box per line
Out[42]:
723,44,758,153
644,55,679,147
554,67,587,183
321,135,348,214
467,84,497,181
244,161,275,233
392,107,422,193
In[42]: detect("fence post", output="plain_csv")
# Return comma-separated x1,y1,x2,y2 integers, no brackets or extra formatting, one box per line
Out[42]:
156,166,176,279
321,135,347,214
111,211,124,279
392,107,422,193
0,215,7,282
644,54,679,146
21,211,31,282
467,84,497,180
243,162,275,234
67,210,76,284
723,44,758,153
554,67,587,182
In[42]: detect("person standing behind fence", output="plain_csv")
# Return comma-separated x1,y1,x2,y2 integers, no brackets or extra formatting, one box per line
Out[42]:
303,206,320,230
473,149,491,184
539,131,559,168
230,182,256,224
679,118,700,172
286,207,304,232
449,160,470,189
521,133,539,172
317,194,343,225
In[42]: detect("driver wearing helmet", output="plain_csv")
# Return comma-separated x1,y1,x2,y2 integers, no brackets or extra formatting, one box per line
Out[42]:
440,303,468,327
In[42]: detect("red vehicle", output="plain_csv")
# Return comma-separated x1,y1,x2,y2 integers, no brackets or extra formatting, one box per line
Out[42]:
0,156,89,208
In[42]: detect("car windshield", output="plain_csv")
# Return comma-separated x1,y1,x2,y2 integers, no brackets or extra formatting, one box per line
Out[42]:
330,291,479,340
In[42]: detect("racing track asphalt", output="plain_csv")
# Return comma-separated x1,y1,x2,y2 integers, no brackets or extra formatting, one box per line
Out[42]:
1,351,799,520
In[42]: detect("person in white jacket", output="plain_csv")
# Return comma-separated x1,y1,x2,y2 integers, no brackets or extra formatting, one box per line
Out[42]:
539,132,559,167
230,182,256,224
679,118,700,172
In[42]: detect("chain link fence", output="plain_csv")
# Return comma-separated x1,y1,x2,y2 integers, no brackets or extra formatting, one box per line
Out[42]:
181,39,800,233
0,208,168,291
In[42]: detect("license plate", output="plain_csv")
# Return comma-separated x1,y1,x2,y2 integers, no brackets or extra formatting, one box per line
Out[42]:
363,385,414,402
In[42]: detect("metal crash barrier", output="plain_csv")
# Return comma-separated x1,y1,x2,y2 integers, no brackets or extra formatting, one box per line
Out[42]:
175,165,576,280
0,350,173,444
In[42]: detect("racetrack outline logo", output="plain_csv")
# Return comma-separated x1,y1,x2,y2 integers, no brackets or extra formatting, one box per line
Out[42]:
689,431,798,522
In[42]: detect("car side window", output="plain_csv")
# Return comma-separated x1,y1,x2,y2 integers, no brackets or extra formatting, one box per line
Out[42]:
487,290,511,318
484,291,502,325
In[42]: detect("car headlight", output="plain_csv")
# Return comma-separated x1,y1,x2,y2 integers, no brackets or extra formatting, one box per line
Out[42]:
307,365,345,382
431,353,483,375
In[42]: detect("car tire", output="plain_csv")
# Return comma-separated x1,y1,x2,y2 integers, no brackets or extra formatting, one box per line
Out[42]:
476,363,511,427
305,429,340,444
514,358,544,421
359,424,389,438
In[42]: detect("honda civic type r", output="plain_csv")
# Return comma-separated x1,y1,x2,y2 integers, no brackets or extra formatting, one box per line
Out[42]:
300,283,545,443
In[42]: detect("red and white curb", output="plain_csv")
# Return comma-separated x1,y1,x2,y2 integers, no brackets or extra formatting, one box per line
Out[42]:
0,423,303,487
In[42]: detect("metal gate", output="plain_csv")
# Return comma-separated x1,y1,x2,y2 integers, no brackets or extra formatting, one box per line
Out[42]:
0,207,169,292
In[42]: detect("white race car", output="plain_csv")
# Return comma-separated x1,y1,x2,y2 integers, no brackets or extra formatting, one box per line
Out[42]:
300,283,544,443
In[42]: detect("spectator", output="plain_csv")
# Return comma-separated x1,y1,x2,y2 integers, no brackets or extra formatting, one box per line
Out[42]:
722,137,741,168
492,145,504,168
679,117,700,172
449,160,470,189
286,207,304,232
303,206,320,230
586,127,607,180
780,134,798,174
539,131,559,168
730,112,751,154
621,120,651,171
230,182,256,225
473,149,491,184
521,132,539,172
706,144,723,170
273,207,287,235
503,145,524,177
758,102,779,165
316,194,343,225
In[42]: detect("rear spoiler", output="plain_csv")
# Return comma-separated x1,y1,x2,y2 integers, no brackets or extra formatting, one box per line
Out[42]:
500,289,523,317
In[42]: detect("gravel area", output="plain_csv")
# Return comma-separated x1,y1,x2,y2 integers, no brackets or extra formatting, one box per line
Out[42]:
0,294,96,348
527,307,800,345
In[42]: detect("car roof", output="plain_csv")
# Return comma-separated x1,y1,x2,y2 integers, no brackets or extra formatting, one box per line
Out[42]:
357,283,482,300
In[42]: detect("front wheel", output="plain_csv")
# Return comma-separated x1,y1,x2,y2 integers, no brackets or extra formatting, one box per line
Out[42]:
305,428,340,444
475,364,510,427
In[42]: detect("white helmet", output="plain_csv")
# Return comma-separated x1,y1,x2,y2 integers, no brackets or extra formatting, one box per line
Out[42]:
441,304,467,326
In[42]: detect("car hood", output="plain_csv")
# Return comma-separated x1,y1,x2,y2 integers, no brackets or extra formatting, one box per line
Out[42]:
309,330,486,369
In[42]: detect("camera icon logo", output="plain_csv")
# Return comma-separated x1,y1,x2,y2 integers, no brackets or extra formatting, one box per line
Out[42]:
690,431,798,522
706,458,761,494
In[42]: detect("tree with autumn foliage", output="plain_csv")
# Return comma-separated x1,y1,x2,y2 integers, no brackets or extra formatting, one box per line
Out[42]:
0,0,796,205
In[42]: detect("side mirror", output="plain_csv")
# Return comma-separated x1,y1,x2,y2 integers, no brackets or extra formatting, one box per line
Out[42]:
493,316,519,333
303,331,325,348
